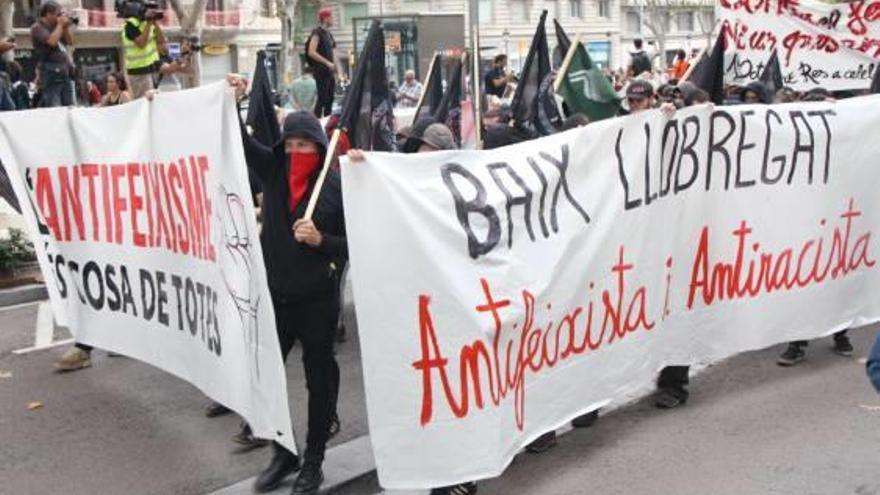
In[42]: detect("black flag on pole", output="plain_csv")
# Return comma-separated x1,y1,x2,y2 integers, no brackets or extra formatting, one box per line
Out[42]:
759,49,784,96
552,19,572,69
338,19,395,151
413,53,443,124
246,50,281,147
510,10,560,136
434,57,463,144
688,31,726,105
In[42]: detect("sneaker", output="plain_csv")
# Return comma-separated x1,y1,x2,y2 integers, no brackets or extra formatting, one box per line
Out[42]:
292,459,324,494
525,431,557,454
430,482,478,495
328,413,341,439
654,389,687,409
571,410,599,429
777,343,806,366
53,347,92,372
833,336,854,357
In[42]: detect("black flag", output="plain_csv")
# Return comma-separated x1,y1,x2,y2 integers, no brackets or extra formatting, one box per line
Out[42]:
871,62,880,94
510,10,560,136
759,49,784,96
434,57,464,143
245,50,281,147
413,53,443,124
688,31,726,105
338,19,395,151
552,19,571,69
0,162,20,214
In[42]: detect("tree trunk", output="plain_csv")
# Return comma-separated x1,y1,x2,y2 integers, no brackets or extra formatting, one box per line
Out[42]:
277,0,299,88
0,0,14,63
167,0,209,88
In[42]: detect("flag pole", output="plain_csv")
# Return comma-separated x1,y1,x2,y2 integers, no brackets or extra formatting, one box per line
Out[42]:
679,44,708,83
554,33,582,93
304,128,341,221
413,52,439,117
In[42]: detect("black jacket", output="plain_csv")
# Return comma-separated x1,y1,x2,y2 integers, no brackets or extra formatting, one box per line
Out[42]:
240,111,347,302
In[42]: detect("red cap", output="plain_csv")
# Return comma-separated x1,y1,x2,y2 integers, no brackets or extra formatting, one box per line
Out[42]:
318,7,332,20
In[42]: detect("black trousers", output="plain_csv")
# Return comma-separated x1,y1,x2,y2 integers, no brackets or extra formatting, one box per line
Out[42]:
793,329,848,347
314,73,335,118
273,292,340,462
657,365,690,400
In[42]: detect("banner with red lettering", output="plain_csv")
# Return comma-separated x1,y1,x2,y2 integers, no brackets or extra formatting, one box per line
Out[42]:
719,0,880,91
0,83,296,454
343,97,880,488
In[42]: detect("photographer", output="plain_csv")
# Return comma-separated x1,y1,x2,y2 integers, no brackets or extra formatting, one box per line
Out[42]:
121,2,165,99
30,1,75,107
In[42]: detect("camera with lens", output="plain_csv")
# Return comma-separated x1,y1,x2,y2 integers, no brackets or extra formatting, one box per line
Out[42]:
62,11,80,24
115,0,164,21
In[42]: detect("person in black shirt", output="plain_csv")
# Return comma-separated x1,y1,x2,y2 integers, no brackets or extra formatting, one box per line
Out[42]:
484,54,510,99
306,8,337,118
30,1,75,108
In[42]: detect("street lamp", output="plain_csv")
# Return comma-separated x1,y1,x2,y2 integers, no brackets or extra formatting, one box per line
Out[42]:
503,28,510,55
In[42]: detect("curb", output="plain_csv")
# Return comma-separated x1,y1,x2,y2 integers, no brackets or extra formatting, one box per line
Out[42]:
0,284,47,307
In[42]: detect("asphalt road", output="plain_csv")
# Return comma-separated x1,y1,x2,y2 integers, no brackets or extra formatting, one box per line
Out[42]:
378,324,880,495
3,295,879,495
0,296,367,495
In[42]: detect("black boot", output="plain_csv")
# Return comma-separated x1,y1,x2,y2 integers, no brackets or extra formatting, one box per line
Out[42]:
291,458,324,494
233,422,270,452
253,442,300,493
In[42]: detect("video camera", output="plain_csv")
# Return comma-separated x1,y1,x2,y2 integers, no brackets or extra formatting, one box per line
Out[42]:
114,0,164,21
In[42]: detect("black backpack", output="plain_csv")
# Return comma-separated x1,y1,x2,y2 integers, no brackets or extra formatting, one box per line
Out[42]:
630,51,652,76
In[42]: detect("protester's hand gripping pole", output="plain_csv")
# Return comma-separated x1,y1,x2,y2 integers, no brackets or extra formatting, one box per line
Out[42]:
554,33,583,93
303,128,341,221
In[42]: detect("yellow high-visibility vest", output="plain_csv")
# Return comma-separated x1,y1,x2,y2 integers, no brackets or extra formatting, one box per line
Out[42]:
122,18,159,71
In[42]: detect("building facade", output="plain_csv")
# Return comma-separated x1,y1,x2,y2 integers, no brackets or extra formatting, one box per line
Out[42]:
10,0,282,87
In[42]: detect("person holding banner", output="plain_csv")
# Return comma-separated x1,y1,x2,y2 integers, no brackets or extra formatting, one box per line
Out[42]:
868,333,880,393
229,75,346,495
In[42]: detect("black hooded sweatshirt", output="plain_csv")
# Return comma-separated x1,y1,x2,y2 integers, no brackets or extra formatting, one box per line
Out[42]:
240,111,347,302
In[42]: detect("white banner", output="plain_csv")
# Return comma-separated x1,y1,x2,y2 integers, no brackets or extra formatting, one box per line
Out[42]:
0,83,296,453
718,0,880,91
343,97,880,488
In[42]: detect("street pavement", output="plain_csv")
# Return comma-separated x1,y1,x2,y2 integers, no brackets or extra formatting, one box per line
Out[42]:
0,294,368,495
2,288,879,495
377,325,880,495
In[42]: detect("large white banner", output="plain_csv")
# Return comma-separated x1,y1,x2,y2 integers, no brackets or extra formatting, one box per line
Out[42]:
343,97,880,488
0,83,296,453
718,0,880,91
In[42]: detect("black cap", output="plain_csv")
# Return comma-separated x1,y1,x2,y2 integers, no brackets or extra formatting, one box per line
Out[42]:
626,80,654,100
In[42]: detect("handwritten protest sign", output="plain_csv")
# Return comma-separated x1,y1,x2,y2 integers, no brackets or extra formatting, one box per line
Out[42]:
343,97,880,488
719,0,880,91
0,83,296,453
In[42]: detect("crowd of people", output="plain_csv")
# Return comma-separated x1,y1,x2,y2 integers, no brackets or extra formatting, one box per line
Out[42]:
6,5,879,493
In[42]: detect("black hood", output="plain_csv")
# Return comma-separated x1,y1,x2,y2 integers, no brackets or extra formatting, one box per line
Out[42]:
279,111,329,157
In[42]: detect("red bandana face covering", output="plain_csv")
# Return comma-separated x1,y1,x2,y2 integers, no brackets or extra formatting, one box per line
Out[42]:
288,151,321,213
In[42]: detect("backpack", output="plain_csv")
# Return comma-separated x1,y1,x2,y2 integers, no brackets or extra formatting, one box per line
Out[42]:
630,51,652,76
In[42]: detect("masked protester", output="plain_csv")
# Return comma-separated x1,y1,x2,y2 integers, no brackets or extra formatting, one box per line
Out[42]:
229,76,345,495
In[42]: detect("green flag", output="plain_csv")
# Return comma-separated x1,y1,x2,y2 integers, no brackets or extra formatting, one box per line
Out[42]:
557,42,620,122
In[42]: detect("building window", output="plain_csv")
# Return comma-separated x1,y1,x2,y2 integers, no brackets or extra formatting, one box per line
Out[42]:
510,0,529,22
700,9,715,32
597,0,610,18
343,3,368,27
300,2,319,30
625,10,641,33
478,0,492,22
676,11,694,32
569,0,582,18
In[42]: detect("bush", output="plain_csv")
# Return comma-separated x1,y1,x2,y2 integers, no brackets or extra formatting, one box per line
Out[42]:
0,228,36,273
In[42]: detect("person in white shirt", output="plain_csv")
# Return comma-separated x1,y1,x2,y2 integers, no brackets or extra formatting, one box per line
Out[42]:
397,69,422,108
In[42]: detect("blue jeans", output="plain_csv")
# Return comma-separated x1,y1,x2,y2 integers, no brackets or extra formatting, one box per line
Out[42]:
868,332,880,393
38,64,74,108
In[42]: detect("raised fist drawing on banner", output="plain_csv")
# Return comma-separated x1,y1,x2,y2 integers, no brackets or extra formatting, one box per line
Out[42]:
216,185,262,381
